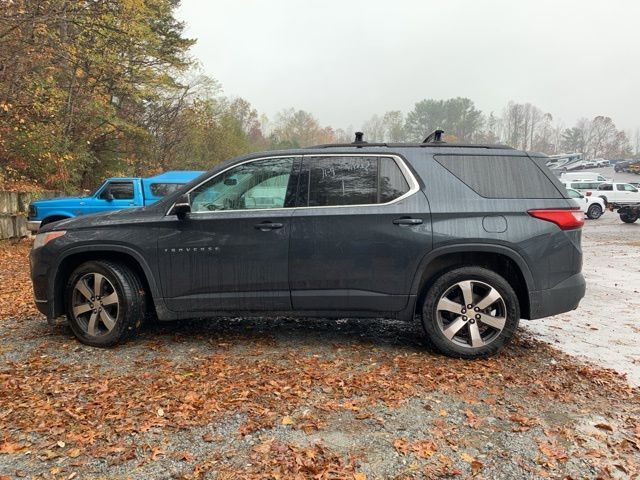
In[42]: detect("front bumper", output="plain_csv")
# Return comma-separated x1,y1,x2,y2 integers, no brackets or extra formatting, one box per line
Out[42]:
527,272,586,320
27,220,41,232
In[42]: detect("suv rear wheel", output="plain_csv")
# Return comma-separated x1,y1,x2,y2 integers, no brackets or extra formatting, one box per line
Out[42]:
421,267,520,359
65,260,146,347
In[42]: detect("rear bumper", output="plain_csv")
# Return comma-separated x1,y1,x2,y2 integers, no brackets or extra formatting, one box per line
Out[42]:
27,220,41,232
527,273,586,320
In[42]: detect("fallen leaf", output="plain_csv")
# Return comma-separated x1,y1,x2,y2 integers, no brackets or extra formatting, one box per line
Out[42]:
281,415,293,425
471,459,483,475
67,448,81,458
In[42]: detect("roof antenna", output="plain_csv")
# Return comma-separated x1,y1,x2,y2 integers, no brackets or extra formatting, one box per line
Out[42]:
353,131,367,145
423,129,445,144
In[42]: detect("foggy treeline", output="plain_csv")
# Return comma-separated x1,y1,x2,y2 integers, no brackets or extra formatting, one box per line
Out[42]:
1,0,637,192
362,98,637,161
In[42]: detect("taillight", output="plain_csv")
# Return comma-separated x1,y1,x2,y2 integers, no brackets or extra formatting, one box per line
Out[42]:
527,209,584,230
585,191,592,196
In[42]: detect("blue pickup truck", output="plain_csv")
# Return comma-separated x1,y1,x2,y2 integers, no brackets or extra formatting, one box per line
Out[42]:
27,171,203,232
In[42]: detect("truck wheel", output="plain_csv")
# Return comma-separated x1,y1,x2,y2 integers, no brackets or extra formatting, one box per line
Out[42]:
421,267,520,359
587,204,603,219
620,213,638,223
65,260,146,347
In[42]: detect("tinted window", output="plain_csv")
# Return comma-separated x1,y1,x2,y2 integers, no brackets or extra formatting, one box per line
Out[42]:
150,183,185,197
190,157,295,212
100,182,134,200
434,155,563,199
379,157,410,203
299,156,410,207
303,157,377,207
598,184,613,191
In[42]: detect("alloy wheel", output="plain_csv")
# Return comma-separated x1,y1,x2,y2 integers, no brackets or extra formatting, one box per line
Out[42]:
435,280,507,348
71,273,120,337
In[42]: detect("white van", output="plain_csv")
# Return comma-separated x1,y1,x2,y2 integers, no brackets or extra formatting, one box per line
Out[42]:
560,171,608,182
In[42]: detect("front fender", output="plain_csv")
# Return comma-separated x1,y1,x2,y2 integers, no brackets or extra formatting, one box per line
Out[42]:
47,243,171,320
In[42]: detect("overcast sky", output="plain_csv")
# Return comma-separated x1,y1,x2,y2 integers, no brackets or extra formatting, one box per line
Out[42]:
176,0,639,133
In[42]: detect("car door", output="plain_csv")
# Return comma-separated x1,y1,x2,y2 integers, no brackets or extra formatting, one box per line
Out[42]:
157,156,299,312
289,154,432,312
87,180,139,214
566,188,587,212
619,183,640,201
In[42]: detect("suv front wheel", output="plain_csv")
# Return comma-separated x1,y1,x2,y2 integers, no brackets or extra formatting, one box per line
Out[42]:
421,267,520,359
65,260,146,347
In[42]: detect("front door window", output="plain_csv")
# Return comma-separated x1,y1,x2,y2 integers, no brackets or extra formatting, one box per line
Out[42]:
190,158,295,212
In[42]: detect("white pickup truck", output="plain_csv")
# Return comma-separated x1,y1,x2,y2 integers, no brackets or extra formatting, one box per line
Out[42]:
585,182,640,205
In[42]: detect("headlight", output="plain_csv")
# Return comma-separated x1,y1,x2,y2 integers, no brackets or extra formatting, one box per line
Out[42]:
33,230,66,249
28,204,37,218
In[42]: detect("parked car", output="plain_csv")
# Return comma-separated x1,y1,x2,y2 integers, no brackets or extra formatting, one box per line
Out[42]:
594,159,610,167
566,188,605,219
563,181,605,192
30,134,586,359
560,172,608,183
27,171,204,232
614,160,632,173
588,182,640,205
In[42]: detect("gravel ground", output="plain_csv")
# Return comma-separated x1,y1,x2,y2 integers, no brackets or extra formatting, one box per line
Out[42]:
1,223,639,479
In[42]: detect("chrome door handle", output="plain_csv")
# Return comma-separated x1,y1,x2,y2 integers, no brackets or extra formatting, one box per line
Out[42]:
393,217,423,226
254,222,284,231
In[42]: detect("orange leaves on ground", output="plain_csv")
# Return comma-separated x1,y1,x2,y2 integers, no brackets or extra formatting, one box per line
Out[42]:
393,438,438,459
0,240,39,320
219,440,360,479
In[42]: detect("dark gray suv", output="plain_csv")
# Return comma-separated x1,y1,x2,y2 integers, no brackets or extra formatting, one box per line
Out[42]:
29,134,586,358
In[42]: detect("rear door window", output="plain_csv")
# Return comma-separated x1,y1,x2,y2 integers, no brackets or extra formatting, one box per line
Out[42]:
433,155,564,199
298,156,411,207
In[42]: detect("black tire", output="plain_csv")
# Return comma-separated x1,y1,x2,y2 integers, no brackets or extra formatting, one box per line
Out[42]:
65,260,146,347
421,267,520,359
620,213,638,223
586,204,603,220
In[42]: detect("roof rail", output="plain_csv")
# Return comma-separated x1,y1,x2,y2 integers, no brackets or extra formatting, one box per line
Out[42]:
423,129,445,144
307,142,514,150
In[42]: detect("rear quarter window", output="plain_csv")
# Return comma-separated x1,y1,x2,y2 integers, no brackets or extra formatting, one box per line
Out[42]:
433,154,564,199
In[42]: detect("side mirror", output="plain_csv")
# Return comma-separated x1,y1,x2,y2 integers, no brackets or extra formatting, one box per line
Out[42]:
105,193,115,201
173,193,191,220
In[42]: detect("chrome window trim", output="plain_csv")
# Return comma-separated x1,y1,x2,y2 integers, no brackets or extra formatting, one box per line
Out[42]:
166,153,420,216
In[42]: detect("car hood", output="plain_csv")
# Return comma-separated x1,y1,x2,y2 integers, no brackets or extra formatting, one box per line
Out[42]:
40,204,164,233
32,195,89,206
